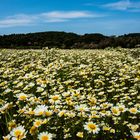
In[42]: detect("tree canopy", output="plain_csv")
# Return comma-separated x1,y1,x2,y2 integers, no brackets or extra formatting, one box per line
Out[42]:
0,32,140,49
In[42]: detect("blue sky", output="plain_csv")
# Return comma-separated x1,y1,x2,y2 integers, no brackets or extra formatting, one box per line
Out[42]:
0,0,140,35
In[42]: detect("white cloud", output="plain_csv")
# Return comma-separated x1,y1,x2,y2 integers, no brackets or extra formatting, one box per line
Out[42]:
103,0,140,11
0,14,34,28
0,11,104,28
41,11,93,19
44,18,68,23
40,11,95,23
0,19,30,27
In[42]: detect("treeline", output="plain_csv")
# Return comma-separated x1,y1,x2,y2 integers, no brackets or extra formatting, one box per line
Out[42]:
0,31,140,49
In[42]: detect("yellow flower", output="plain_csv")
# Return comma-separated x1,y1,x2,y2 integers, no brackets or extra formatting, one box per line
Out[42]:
88,96,97,105
103,126,111,131
118,105,126,112
45,110,53,117
111,107,121,116
8,120,16,131
76,132,83,138
37,87,44,92
129,108,138,114
30,126,37,135
3,135,11,140
33,119,43,127
128,124,139,131
58,110,66,117
25,108,34,115
110,129,115,133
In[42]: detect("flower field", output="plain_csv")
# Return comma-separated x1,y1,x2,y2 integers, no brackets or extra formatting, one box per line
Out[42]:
0,48,140,140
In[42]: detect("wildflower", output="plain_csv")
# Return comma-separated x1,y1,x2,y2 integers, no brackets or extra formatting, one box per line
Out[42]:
75,104,89,112
76,132,83,138
49,95,61,104
118,104,127,112
45,110,53,117
65,111,76,118
3,135,11,140
128,124,139,131
131,132,140,140
30,126,37,135
37,87,44,92
25,108,34,115
110,129,115,133
64,133,71,139
111,107,121,116
38,132,53,140
28,82,35,87
58,110,66,117
88,96,97,105
100,102,112,109
8,120,16,131
84,122,100,134
103,126,111,131
129,107,138,114
16,93,28,101
4,88,12,93
33,119,43,127
34,105,47,116
62,91,70,97
10,125,27,139
16,82,23,87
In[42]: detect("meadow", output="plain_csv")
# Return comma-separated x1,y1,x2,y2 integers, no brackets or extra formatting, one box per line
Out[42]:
0,48,140,140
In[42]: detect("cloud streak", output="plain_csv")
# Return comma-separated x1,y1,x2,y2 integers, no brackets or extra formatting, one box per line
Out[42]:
0,14,34,28
103,0,140,11
0,11,103,28
41,11,93,19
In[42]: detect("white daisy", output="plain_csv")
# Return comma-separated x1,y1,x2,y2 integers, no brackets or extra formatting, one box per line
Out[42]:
16,93,28,101
34,105,48,116
10,125,27,139
84,122,100,134
38,132,53,140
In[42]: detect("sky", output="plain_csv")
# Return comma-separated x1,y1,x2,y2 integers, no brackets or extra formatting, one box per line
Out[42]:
0,0,140,35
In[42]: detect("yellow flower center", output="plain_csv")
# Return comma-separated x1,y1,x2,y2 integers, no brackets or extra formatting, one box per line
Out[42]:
41,135,49,140
35,121,41,127
119,107,124,112
90,98,96,104
45,111,52,116
130,108,137,113
52,96,59,101
3,137,9,140
38,111,44,115
112,108,119,114
79,108,84,111
28,110,34,115
103,104,108,107
14,130,22,137
134,136,140,139
19,95,27,100
88,123,96,130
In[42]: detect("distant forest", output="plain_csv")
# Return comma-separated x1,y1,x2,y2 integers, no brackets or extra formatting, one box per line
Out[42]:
0,31,140,49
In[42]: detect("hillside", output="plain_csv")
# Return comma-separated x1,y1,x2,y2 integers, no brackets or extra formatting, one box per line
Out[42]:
0,32,140,49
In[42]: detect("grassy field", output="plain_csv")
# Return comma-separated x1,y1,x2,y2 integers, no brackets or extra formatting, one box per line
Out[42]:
0,48,140,140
